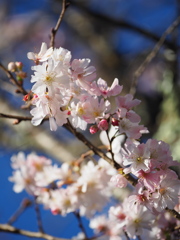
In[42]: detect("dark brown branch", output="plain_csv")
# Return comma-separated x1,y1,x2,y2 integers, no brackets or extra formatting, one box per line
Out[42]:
64,121,138,186
34,197,44,233
0,224,68,240
0,113,32,121
124,230,130,240
130,16,180,96
50,0,70,48
70,1,175,50
74,211,89,239
165,208,180,220
7,199,32,225
0,62,28,95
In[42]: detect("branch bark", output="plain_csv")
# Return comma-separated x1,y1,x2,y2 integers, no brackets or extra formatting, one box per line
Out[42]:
50,0,70,48
70,1,176,50
130,16,180,96
0,224,68,240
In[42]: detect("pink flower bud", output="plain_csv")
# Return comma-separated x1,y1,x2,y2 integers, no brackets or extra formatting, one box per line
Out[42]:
89,125,99,134
8,62,16,72
111,118,119,126
15,61,23,70
98,119,109,131
51,209,61,215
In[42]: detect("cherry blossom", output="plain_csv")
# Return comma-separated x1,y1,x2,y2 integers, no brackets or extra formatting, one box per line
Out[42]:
27,42,53,64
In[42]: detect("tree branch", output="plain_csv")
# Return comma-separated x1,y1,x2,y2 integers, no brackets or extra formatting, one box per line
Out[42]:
69,1,176,50
64,121,138,186
34,197,44,233
0,113,32,121
0,62,28,95
7,199,32,225
0,224,68,240
130,16,180,96
50,0,70,48
74,211,89,239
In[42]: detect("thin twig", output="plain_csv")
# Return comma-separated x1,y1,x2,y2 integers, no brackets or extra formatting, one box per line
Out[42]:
7,199,32,225
34,197,44,233
70,1,175,50
130,16,180,96
0,113,32,121
73,211,89,239
65,121,138,186
136,235,142,240
50,0,70,48
105,130,116,165
124,230,130,240
0,224,68,240
0,62,28,95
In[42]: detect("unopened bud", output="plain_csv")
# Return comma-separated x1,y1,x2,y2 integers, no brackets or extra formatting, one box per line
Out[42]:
112,118,119,126
89,125,99,134
15,61,23,70
51,209,61,215
8,62,16,72
23,94,29,101
13,119,20,124
98,119,109,131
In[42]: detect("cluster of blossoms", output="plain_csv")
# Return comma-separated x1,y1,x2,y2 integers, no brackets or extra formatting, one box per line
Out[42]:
9,152,115,217
9,43,180,239
26,42,148,136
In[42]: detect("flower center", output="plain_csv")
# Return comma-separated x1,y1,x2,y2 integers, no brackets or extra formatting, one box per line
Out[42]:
137,157,143,162
159,188,166,195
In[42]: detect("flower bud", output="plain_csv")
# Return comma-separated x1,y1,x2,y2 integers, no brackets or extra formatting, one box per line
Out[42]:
8,62,16,72
51,209,61,215
98,119,109,131
23,94,29,101
89,125,99,134
111,118,119,126
15,61,23,70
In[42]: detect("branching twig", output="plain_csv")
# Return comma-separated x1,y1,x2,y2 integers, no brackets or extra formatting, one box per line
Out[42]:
70,1,175,50
0,62,28,95
65,121,138,186
7,198,32,225
130,16,180,96
74,211,89,239
0,224,68,240
0,113,32,121
34,197,44,233
124,230,130,240
50,0,70,48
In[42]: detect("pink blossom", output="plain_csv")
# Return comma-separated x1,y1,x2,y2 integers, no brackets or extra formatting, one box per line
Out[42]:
118,118,148,139
31,59,69,95
151,175,180,212
71,58,96,90
110,174,128,188
122,142,151,174
30,92,68,131
125,206,155,239
90,78,123,98
27,42,53,64
116,94,141,118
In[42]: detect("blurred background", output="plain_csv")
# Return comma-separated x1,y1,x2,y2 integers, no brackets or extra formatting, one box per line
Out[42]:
0,0,180,239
